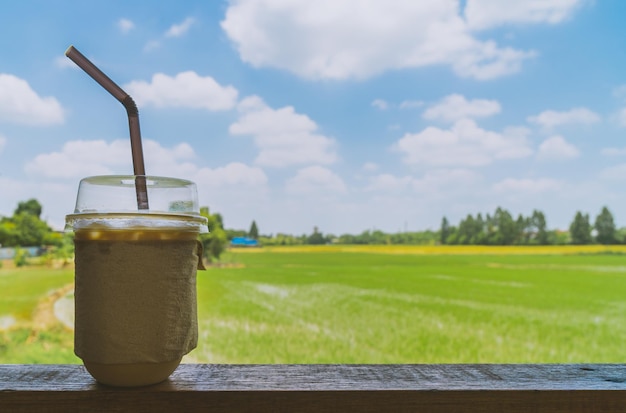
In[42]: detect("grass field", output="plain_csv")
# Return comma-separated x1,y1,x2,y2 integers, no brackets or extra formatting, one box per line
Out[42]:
0,265,76,363
3,245,626,363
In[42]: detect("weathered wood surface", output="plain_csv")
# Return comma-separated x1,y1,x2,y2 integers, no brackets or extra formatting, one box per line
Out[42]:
1,364,626,412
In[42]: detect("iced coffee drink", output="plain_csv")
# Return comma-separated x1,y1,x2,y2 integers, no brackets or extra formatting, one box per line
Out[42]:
66,176,207,387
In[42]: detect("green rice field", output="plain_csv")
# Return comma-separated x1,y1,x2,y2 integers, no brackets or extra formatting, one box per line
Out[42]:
3,245,626,363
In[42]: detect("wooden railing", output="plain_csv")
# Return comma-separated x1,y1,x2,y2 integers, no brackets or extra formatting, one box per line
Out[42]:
2,364,626,412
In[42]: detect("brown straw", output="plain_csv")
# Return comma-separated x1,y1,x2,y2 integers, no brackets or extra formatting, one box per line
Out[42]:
65,45,149,210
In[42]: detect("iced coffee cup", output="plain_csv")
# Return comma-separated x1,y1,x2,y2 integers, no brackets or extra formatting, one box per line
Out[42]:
65,175,207,387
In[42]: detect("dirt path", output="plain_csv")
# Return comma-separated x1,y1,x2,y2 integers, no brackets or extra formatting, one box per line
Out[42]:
53,288,74,330
31,284,74,331
10,284,206,363
0,315,16,330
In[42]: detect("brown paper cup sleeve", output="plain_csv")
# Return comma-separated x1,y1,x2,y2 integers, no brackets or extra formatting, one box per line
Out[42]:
74,238,199,364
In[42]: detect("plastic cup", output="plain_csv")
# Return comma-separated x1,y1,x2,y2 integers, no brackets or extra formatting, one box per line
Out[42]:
65,175,207,387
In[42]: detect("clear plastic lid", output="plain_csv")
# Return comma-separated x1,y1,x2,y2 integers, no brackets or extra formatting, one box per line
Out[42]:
65,175,208,233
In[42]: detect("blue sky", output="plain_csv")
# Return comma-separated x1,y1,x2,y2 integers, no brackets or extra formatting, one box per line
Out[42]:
1,0,626,235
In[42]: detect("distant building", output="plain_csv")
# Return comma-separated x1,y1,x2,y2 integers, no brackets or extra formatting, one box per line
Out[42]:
230,237,260,247
0,246,45,259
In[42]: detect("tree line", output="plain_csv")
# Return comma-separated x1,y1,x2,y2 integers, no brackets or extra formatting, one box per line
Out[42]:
2,199,626,267
255,227,439,246
440,206,622,246
0,199,64,248
196,205,626,252
238,206,626,248
0,200,229,266
0,199,73,267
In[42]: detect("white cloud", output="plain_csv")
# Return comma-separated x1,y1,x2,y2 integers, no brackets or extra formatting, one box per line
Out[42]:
143,17,195,53
362,162,379,172
393,119,532,167
194,162,268,188
165,17,195,38
465,0,587,30
399,100,424,109
413,168,481,190
142,140,198,177
118,18,135,34
0,176,74,229
221,0,536,80
364,168,482,195
422,94,501,122
411,168,482,194
230,96,338,167
537,135,580,160
527,107,600,129
24,139,268,204
26,140,137,178
370,169,482,203
285,166,346,194
0,134,5,153
601,147,626,157
365,173,412,192
600,164,626,181
371,99,389,110
492,177,562,193
0,177,36,218
143,40,161,52
55,55,78,69
24,139,200,179
125,71,238,111
12,140,268,229
236,95,265,112
452,42,535,81
0,74,65,125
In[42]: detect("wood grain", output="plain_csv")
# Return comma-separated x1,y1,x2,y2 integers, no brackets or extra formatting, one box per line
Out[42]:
2,364,626,412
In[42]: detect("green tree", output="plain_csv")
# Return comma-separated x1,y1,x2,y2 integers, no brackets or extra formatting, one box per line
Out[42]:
43,232,74,267
249,220,259,240
225,228,247,240
389,230,437,245
13,247,30,267
547,229,569,245
0,219,18,247
473,213,486,244
259,232,304,246
199,207,228,263
569,211,592,244
484,213,496,244
15,199,43,218
514,214,528,245
594,206,616,244
0,212,52,247
444,227,460,245
489,207,516,245
529,210,548,245
213,213,224,230
457,214,479,245
616,227,626,244
307,226,326,245
12,212,52,246
0,199,55,247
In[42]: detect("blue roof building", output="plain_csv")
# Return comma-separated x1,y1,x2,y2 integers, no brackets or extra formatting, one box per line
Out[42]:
230,237,260,247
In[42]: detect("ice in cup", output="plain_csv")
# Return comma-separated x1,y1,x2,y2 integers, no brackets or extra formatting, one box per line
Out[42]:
65,175,207,387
